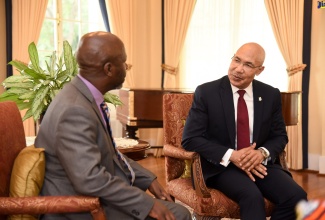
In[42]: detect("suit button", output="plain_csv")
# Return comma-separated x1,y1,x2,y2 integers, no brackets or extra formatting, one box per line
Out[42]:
131,210,139,216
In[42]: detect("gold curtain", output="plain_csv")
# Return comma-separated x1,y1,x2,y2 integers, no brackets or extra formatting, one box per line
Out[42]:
105,0,135,88
264,0,305,169
163,0,196,88
12,0,48,137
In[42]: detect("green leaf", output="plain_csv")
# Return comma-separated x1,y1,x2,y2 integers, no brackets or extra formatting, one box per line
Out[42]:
17,100,32,111
19,91,36,100
6,88,31,95
63,41,77,76
8,60,29,71
2,75,30,84
23,68,46,80
32,86,49,118
3,81,35,89
104,92,123,107
28,42,43,74
22,108,34,121
0,92,20,101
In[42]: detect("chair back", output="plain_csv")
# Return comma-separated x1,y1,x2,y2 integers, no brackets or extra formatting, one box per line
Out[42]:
163,93,193,148
0,102,26,197
163,93,194,181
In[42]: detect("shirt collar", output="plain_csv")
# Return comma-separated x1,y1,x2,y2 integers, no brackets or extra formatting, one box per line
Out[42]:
78,74,104,106
231,82,253,98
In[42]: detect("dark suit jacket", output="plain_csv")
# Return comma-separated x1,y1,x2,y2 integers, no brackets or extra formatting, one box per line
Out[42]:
35,77,156,219
182,75,288,182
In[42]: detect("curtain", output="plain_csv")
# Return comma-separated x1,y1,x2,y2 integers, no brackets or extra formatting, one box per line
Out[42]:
105,0,135,88
265,0,305,170
12,0,48,136
163,0,196,88
98,0,111,32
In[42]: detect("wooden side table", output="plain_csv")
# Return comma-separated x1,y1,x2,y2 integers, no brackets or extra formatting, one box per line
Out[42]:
117,140,150,161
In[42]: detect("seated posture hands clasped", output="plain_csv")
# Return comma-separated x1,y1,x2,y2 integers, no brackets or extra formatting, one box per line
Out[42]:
182,42,307,220
35,31,191,220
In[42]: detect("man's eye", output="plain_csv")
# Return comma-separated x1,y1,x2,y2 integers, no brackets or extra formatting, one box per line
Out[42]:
245,64,254,68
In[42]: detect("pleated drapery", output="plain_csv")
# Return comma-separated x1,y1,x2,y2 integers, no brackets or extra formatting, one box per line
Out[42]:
163,0,196,88
265,0,305,169
12,0,48,136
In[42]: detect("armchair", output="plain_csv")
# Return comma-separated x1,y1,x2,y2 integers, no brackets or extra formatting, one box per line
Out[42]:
0,101,106,220
162,93,289,219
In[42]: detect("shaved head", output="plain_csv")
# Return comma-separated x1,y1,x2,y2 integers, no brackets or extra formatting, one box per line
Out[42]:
76,31,124,72
236,42,265,66
75,31,127,93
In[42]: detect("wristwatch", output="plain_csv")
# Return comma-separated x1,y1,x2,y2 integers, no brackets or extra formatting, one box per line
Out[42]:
258,148,270,160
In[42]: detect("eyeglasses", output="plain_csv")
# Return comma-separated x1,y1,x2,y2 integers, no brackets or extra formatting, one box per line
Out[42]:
125,63,132,71
231,54,262,71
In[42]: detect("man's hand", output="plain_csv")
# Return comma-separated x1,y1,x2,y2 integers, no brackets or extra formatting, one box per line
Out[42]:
230,143,256,168
148,200,176,220
229,143,268,181
148,179,176,219
148,179,174,202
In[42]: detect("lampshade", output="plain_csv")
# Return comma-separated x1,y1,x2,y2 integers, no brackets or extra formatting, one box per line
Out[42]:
281,92,300,126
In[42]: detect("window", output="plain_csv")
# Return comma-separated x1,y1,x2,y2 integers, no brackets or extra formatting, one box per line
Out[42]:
179,0,288,92
37,0,106,67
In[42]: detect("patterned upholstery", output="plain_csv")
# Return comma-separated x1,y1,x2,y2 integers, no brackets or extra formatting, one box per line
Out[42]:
163,93,288,219
0,101,106,220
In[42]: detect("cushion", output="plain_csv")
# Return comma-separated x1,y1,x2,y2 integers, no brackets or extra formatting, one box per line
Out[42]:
180,159,192,178
9,145,45,220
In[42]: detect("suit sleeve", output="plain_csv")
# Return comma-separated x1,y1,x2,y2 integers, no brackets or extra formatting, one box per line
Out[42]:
55,106,155,220
182,86,230,165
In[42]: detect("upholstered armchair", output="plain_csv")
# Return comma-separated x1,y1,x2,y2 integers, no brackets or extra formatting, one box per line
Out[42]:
0,101,106,220
162,93,289,219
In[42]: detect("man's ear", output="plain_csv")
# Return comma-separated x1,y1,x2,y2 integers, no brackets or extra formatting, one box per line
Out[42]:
104,62,112,76
255,66,265,76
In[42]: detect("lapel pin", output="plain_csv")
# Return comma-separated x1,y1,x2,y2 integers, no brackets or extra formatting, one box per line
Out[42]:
259,97,262,101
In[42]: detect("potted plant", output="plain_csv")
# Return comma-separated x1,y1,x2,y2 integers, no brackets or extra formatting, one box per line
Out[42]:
0,41,122,121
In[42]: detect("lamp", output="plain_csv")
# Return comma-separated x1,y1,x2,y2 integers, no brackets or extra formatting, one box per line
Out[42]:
281,91,300,126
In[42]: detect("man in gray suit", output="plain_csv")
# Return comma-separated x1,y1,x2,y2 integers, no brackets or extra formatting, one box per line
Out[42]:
35,31,191,220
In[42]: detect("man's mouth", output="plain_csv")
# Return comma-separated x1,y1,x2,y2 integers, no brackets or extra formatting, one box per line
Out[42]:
232,74,243,80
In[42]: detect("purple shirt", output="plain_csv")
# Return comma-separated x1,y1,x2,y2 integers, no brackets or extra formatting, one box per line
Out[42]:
77,74,106,122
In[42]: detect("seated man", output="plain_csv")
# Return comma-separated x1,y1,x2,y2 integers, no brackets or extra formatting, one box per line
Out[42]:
35,31,191,220
182,42,307,220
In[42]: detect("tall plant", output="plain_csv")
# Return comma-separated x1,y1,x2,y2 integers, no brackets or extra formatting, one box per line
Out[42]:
0,41,122,121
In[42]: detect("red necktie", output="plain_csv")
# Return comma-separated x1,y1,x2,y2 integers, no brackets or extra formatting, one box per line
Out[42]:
237,90,250,150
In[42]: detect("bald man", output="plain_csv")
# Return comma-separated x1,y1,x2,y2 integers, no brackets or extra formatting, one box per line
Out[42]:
35,32,191,220
182,43,307,220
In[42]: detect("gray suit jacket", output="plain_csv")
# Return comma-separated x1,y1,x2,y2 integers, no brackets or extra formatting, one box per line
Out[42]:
35,77,156,219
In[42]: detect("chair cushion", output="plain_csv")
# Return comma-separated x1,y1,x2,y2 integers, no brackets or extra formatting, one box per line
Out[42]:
180,159,192,178
9,145,45,220
10,145,45,198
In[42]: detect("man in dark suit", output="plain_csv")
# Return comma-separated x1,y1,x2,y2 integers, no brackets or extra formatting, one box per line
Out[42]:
182,42,307,220
35,31,191,220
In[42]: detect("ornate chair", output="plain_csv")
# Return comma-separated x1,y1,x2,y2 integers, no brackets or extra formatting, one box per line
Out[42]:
162,93,289,219
0,101,106,220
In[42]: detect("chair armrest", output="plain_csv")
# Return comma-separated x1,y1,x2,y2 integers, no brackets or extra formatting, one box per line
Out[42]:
163,144,197,159
163,144,211,198
279,151,289,171
0,196,106,220
192,153,211,198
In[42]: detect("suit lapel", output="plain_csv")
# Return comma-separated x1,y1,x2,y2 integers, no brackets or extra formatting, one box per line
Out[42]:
220,77,236,148
252,81,263,143
71,77,107,132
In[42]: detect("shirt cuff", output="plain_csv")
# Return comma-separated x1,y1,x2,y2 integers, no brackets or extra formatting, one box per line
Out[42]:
220,149,234,167
258,147,270,165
